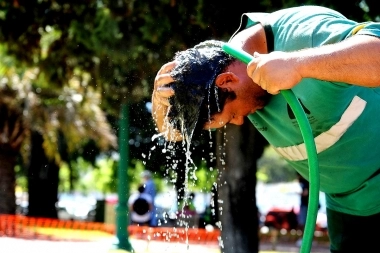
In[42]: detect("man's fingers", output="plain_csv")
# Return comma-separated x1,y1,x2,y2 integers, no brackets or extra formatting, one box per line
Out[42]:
154,96,171,107
154,74,175,88
152,61,184,142
253,52,261,57
158,61,176,75
155,61,176,88
157,86,174,97
247,57,259,81
155,61,176,89
153,62,176,110
153,86,174,106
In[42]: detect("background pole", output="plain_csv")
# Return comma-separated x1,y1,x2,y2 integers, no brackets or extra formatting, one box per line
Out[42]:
114,103,133,251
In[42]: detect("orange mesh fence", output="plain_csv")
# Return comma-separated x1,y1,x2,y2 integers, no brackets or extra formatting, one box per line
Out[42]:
0,215,220,244
128,226,220,244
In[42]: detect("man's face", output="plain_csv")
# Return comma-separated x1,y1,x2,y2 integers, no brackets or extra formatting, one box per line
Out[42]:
203,98,248,130
203,63,269,130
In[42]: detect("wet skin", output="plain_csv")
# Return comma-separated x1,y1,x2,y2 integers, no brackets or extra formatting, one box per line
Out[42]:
203,61,270,130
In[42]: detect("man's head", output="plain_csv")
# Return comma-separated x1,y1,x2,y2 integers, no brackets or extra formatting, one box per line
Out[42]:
166,40,236,140
158,40,271,142
141,170,152,180
138,184,145,193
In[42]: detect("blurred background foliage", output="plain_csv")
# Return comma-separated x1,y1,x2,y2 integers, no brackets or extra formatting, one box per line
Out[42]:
0,0,378,217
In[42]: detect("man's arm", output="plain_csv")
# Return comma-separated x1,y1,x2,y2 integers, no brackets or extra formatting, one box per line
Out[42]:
247,35,380,94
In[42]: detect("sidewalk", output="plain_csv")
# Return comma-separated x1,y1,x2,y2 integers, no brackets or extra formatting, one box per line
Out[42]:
0,236,329,253
0,214,330,252
0,237,219,253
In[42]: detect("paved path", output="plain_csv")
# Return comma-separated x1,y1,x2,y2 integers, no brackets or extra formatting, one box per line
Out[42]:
0,237,220,253
0,236,329,253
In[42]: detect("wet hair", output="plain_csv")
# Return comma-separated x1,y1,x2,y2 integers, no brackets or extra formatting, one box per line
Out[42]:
167,40,236,140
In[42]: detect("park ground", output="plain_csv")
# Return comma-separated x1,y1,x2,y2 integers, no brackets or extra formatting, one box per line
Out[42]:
0,236,330,253
0,212,330,253
0,229,330,253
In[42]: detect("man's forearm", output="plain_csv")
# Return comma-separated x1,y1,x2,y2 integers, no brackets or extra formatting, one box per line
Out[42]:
295,35,380,87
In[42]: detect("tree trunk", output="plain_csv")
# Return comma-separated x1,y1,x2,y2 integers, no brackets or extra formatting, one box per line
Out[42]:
0,152,17,214
0,101,25,214
27,131,59,218
216,121,267,253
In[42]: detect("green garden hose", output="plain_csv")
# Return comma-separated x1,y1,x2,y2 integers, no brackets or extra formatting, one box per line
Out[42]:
222,43,320,253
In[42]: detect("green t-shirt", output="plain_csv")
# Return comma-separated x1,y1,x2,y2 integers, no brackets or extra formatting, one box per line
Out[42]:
231,5,380,216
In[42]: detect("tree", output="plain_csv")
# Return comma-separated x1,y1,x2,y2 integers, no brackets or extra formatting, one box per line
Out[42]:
215,122,267,253
0,1,119,216
0,87,26,214
0,62,117,217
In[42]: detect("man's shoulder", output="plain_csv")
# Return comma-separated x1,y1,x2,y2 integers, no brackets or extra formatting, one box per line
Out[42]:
267,5,344,18
230,6,344,42
241,5,344,26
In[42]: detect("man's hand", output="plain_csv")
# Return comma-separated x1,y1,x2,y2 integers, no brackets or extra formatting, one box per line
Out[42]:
152,61,183,142
246,51,302,94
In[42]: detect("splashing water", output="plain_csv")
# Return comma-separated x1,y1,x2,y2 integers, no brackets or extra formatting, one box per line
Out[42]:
149,40,236,248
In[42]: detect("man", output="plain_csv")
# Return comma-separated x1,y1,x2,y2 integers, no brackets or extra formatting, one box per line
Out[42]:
152,5,380,252
128,184,153,226
141,170,158,226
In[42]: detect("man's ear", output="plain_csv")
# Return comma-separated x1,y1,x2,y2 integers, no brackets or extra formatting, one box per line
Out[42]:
215,72,239,89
